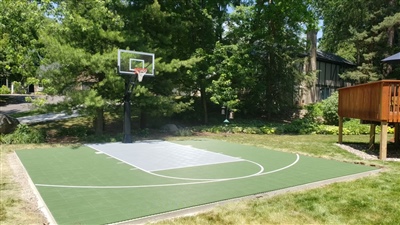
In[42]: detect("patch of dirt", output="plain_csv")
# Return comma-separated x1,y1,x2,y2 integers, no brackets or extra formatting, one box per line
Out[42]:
336,142,400,162
7,153,50,224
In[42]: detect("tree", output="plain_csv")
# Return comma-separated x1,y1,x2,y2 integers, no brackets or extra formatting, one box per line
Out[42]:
208,1,318,118
41,0,195,133
153,0,233,124
0,0,46,89
316,0,400,83
39,0,125,134
118,0,235,124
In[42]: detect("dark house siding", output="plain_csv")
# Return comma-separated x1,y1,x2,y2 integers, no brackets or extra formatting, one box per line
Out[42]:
300,51,356,104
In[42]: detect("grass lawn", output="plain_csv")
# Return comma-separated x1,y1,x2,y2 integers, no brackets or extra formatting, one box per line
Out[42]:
1,132,400,224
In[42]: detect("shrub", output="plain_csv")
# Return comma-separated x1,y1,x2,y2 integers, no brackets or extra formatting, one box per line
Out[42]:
0,85,11,94
275,118,319,135
342,119,370,135
376,125,394,134
242,127,262,134
0,124,44,144
57,125,91,137
304,102,324,123
231,126,244,133
260,126,275,134
176,128,193,136
25,96,47,107
320,91,340,125
11,81,25,94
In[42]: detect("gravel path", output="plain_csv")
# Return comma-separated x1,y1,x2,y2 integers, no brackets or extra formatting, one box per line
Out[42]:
335,143,400,162
0,95,64,114
18,111,80,124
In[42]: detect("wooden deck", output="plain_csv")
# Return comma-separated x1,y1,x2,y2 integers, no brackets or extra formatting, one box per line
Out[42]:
338,80,400,160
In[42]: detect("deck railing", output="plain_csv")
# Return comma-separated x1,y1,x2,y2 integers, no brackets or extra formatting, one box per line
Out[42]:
338,80,400,122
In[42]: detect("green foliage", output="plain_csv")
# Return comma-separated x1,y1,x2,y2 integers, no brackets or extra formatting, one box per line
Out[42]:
320,91,339,125
317,0,399,81
11,82,25,94
26,77,40,86
36,0,126,133
304,102,324,122
0,0,46,82
260,126,276,134
193,118,394,136
175,128,194,137
275,118,320,135
0,85,10,94
314,125,344,135
56,125,92,138
342,119,370,135
25,97,47,107
0,124,44,144
196,122,279,135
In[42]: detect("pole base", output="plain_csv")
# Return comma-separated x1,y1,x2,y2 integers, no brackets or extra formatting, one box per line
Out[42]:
122,135,133,143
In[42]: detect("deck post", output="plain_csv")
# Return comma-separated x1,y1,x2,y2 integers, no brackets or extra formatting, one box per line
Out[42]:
369,124,376,150
338,116,343,144
395,123,400,144
380,121,388,160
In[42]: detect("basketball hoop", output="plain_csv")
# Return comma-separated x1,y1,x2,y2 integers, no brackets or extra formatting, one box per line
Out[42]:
133,68,147,82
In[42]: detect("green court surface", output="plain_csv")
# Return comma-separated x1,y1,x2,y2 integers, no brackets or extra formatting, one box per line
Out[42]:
16,139,379,225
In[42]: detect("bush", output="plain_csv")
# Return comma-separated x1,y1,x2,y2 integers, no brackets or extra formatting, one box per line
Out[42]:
0,85,11,94
193,119,393,136
25,96,47,107
315,125,351,135
57,125,92,137
260,126,276,134
176,128,193,136
304,102,324,123
313,119,395,135
275,118,320,134
321,92,340,125
342,119,370,135
11,81,25,94
0,124,44,144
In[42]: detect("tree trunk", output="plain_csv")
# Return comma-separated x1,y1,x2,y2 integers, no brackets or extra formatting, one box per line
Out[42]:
93,107,104,135
201,87,208,124
307,30,318,103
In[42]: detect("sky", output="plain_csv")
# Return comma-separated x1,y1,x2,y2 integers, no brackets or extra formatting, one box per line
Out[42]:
317,20,324,41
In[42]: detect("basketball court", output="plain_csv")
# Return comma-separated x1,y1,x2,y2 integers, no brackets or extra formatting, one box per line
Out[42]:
16,139,379,225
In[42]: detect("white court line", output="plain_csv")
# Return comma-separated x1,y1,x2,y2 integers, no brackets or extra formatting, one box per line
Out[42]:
88,141,244,172
88,144,255,181
150,159,264,181
150,157,243,172
89,144,217,181
35,154,300,189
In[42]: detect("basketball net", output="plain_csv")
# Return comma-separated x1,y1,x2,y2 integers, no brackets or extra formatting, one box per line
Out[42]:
134,68,147,82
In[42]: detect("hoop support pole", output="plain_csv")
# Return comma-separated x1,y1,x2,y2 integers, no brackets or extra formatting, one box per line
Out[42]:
122,75,134,143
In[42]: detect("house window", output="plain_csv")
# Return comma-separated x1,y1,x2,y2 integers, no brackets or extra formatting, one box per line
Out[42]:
320,87,330,100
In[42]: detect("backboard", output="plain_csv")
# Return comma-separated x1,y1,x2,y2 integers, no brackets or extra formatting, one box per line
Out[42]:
117,49,155,76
